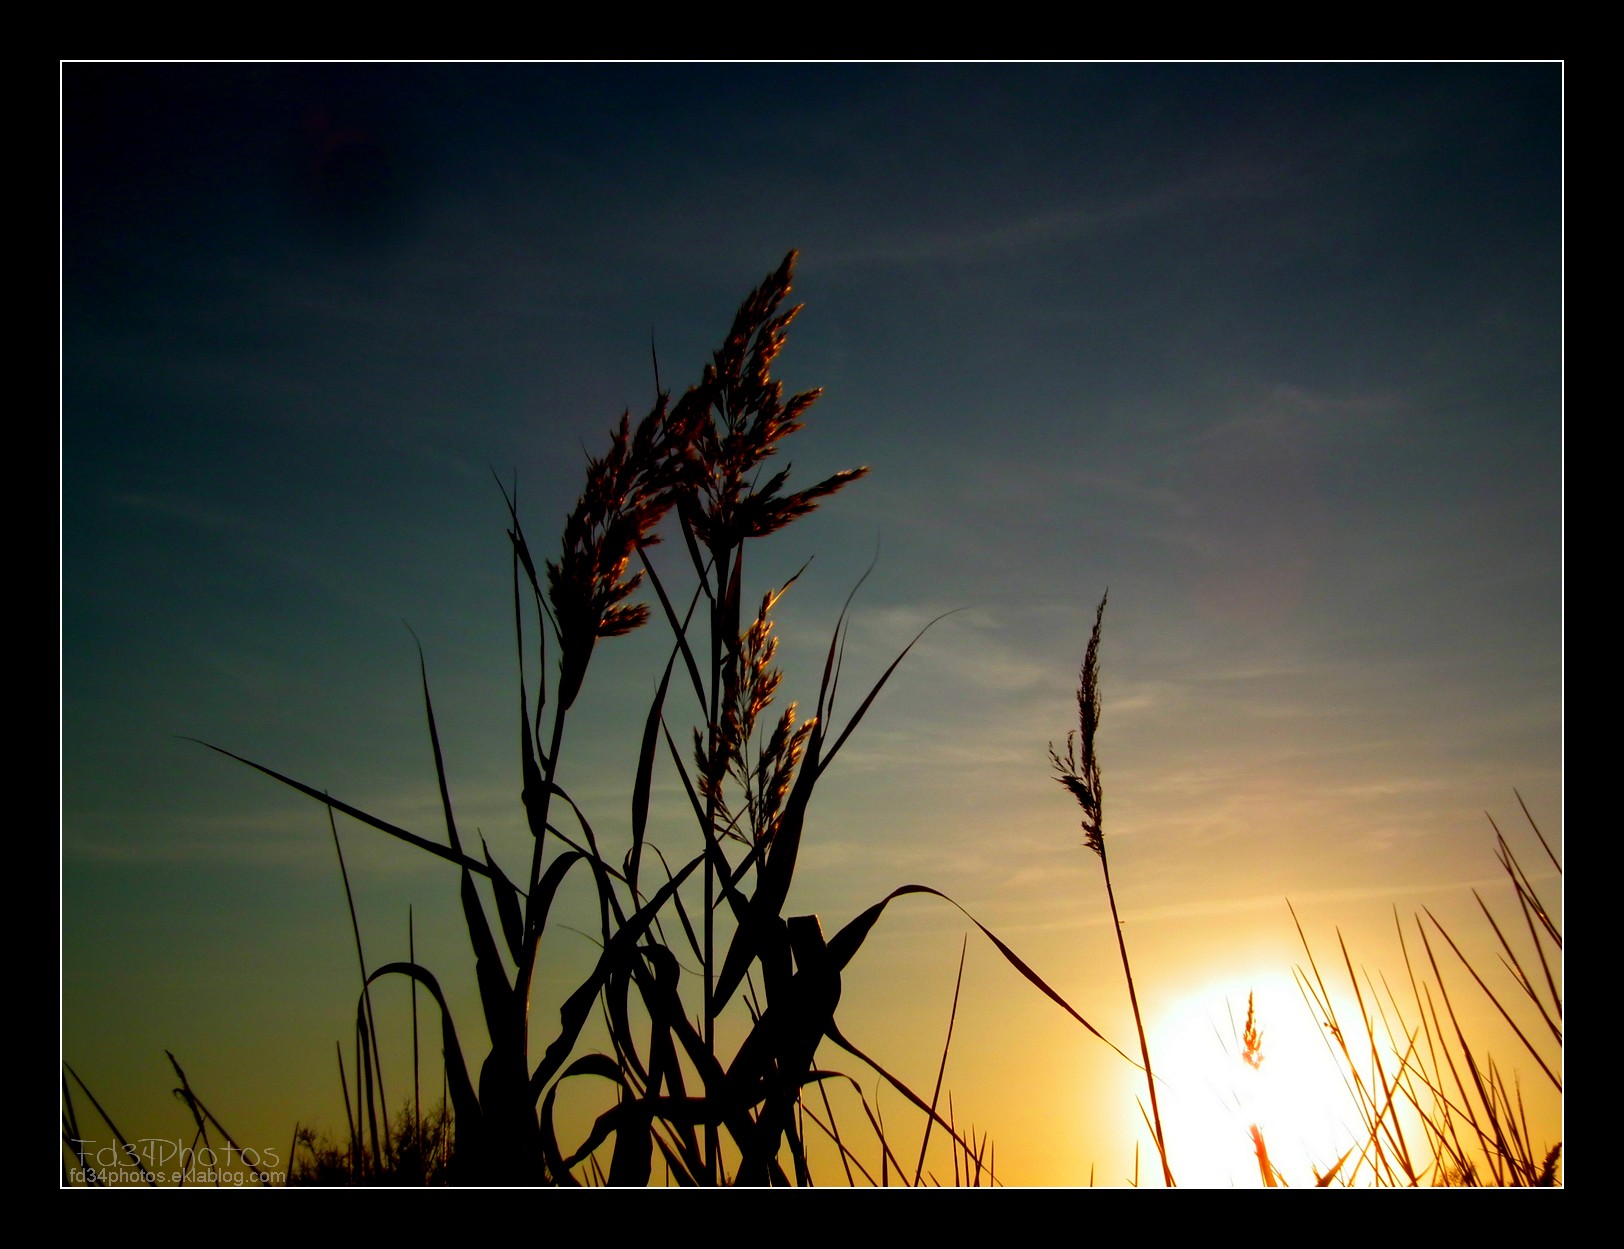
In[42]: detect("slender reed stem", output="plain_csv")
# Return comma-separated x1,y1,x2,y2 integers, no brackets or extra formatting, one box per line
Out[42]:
517,704,569,1057
1051,593,1174,1186
704,616,722,1185
410,905,421,1184
1099,848,1174,1186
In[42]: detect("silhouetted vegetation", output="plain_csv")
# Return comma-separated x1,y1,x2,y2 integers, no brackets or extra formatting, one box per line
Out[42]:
288,1103,455,1186
195,253,1127,1186
64,254,1560,1187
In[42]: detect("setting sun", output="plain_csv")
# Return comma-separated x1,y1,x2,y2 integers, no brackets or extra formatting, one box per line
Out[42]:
1152,975,1366,1187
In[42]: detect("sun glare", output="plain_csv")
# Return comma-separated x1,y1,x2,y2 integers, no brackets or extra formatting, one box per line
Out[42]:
1151,974,1365,1188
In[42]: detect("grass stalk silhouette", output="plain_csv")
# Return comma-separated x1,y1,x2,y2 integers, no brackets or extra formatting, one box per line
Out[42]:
1051,592,1176,1187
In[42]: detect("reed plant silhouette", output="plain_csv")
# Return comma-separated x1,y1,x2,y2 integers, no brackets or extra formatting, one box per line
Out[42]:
194,252,1131,1186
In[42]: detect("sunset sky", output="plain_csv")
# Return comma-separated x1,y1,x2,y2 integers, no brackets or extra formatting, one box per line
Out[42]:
62,63,1561,1186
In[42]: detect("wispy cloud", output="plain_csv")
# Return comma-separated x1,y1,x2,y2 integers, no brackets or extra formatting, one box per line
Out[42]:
817,162,1290,272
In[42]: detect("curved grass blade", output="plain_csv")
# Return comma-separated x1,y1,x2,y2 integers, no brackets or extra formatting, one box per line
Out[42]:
653,1132,700,1186
536,779,607,865
496,470,554,731
539,1052,624,1183
606,950,651,1091
410,647,527,1062
335,1041,358,1178
826,883,1134,1064
652,844,704,965
528,849,591,960
461,857,518,1066
365,961,482,1172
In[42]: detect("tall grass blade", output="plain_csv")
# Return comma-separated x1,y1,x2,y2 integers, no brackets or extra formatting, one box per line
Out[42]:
1335,930,1415,1180
1490,814,1561,948
414,636,465,856
1421,906,1560,1091
1415,923,1516,1179
815,1071,858,1186
819,609,961,773
166,1051,270,1185
357,1010,383,1176
634,543,708,712
824,1020,995,1181
1471,889,1561,1043
191,740,495,878
336,1040,357,1178
62,1071,101,1186
327,799,389,1170
410,906,422,1185
1513,788,1560,874
1510,882,1562,1025
482,841,526,966
629,651,678,896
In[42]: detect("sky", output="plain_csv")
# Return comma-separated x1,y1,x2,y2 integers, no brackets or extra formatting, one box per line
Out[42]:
62,62,1561,1187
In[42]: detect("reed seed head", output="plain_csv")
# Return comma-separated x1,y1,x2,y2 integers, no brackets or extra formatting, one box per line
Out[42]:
671,251,868,559
548,397,692,711
1242,992,1264,1071
694,586,813,847
1051,592,1108,856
